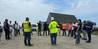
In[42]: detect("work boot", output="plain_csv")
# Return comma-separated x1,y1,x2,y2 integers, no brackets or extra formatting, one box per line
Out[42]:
28,44,33,46
28,40,33,46
86,41,91,43
25,44,28,46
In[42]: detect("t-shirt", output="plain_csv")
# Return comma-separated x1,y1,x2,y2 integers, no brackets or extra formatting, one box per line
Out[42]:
9,24,13,31
14,24,19,30
68,24,72,30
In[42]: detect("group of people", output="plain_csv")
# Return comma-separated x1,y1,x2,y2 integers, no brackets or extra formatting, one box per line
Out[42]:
0,19,20,41
37,21,49,36
48,18,95,45
0,17,96,47
23,17,95,46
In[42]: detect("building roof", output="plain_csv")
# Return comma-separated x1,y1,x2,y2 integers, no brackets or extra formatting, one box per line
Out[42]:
47,12,77,24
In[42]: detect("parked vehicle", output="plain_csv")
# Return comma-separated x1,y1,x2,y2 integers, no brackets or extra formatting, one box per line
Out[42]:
32,24,38,32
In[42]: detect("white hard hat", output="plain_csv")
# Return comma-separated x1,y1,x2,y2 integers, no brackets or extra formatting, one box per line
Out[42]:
51,17,54,20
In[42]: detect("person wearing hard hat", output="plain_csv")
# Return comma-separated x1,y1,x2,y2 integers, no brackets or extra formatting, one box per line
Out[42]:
22,17,32,46
48,17,59,45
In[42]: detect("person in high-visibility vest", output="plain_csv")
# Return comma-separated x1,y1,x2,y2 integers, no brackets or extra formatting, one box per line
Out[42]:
62,23,68,36
48,17,59,45
22,17,32,46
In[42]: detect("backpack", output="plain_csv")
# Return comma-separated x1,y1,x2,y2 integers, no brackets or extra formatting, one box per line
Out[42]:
85,21,94,31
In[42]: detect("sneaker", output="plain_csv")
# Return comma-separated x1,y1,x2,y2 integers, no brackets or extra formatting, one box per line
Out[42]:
82,38,87,40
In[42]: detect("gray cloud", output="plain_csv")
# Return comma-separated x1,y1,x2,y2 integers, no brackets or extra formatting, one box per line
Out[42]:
0,0,98,26
0,0,55,25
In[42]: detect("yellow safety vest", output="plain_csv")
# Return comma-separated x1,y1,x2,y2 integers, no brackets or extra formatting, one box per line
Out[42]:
23,21,31,32
48,21,59,33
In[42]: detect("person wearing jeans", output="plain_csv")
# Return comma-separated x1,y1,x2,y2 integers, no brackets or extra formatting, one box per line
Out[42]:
75,31,81,44
75,19,82,44
49,17,59,45
24,32,31,46
50,33,57,45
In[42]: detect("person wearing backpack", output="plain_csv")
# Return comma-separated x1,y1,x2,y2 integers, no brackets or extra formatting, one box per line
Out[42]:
0,22,3,41
85,21,94,43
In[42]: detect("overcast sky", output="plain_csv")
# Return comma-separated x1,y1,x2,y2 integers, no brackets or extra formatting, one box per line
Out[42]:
0,0,98,26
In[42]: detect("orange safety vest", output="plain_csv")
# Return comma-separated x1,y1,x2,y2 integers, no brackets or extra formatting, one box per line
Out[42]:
62,24,68,29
